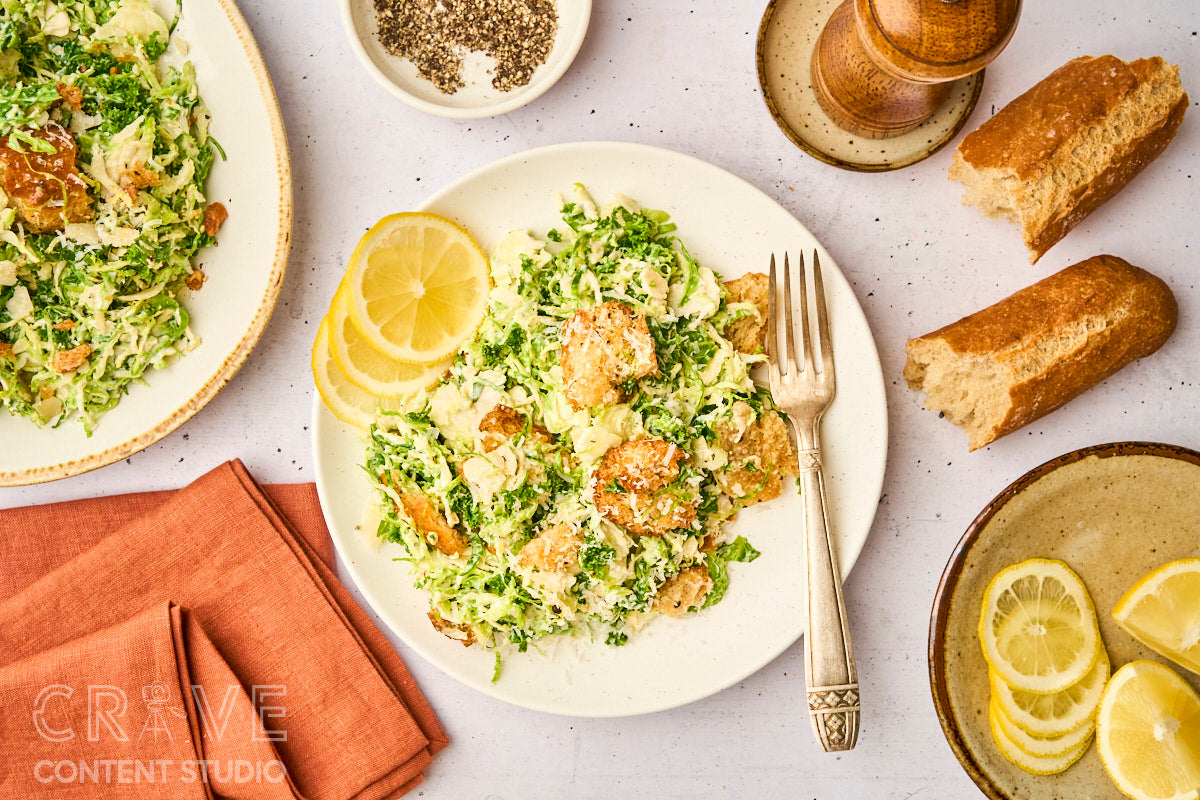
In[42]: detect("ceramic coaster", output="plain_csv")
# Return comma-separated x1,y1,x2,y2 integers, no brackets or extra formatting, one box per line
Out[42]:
756,0,984,172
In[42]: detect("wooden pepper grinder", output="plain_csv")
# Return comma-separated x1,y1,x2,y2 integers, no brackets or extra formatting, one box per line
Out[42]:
811,0,1021,138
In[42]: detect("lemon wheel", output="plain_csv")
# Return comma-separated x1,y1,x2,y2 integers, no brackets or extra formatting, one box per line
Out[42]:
343,212,489,364
979,558,1102,694
991,650,1110,739
989,703,1093,775
312,317,406,429
990,698,1096,759
328,290,453,397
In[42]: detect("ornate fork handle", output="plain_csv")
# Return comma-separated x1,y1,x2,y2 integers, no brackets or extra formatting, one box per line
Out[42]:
796,424,860,752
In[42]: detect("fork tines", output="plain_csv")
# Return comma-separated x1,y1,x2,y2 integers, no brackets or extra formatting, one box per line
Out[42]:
767,250,834,389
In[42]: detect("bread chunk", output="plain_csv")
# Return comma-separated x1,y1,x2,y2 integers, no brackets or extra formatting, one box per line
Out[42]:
427,612,475,646
518,524,582,572
904,256,1176,451
723,273,768,354
560,301,656,410
949,56,1187,263
716,409,797,506
592,438,698,535
0,124,92,233
478,404,552,452
399,493,468,556
653,565,713,617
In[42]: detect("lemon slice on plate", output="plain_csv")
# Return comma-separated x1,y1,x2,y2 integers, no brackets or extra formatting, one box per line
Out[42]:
980,558,1102,694
312,317,405,429
344,212,490,364
328,290,453,397
989,702,1093,775
991,651,1111,739
990,697,1095,759
1114,558,1200,676
1096,660,1200,800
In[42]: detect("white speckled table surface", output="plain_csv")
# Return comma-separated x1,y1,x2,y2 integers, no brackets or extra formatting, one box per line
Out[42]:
3,1,1197,797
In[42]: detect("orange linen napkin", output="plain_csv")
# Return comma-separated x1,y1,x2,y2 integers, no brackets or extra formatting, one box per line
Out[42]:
0,460,448,799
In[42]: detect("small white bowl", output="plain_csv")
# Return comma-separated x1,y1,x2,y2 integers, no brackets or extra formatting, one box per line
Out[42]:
340,0,591,119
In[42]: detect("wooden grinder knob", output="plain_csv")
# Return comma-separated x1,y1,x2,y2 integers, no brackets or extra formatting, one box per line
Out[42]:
811,0,1021,139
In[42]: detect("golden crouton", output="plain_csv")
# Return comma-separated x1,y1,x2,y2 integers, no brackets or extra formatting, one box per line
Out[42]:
203,202,228,238
52,320,76,331
399,493,469,557
560,301,657,410
0,342,12,358
0,124,92,233
51,343,91,374
723,273,768,355
653,565,713,616
54,82,83,111
593,439,698,535
119,163,160,190
717,409,798,506
478,404,552,453
427,612,475,647
518,524,582,572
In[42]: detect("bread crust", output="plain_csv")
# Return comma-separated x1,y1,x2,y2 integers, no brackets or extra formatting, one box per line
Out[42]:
905,255,1177,450
951,55,1187,263
1026,94,1188,260
957,56,1140,178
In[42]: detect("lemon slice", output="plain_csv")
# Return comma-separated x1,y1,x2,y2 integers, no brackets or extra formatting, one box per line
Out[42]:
1096,660,1200,800
1114,559,1200,677
312,317,406,429
991,697,1096,759
328,290,453,397
980,558,1102,694
344,212,489,364
991,651,1111,738
990,702,1093,775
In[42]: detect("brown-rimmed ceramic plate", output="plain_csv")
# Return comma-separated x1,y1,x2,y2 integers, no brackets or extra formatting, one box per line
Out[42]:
0,0,292,486
930,442,1200,798
755,0,983,172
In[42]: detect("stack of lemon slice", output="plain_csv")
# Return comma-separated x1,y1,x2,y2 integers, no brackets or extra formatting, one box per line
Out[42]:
1097,559,1200,800
979,558,1108,774
311,213,490,429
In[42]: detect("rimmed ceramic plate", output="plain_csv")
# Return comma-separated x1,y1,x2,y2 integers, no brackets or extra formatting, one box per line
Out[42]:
0,0,292,487
341,0,591,118
930,442,1200,799
312,141,888,716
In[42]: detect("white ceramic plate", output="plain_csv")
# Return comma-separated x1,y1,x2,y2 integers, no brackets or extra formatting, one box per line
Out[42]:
0,0,291,486
312,142,888,716
341,0,591,118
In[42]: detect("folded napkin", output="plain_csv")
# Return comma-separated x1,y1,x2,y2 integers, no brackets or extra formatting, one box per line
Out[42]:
0,461,448,799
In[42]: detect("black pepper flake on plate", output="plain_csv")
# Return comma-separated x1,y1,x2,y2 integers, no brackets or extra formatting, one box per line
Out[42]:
373,0,558,95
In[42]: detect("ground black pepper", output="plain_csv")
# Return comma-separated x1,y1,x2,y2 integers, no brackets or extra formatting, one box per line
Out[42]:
373,0,558,95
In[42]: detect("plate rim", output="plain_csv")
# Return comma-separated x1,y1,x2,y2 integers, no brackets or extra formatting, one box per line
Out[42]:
338,0,593,119
313,140,890,716
0,0,293,488
927,440,1200,800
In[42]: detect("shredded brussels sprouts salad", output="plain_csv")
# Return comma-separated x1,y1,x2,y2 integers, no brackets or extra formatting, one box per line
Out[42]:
0,0,223,434
366,186,799,665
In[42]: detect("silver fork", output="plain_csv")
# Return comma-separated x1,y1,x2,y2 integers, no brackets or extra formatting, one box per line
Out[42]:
766,250,860,752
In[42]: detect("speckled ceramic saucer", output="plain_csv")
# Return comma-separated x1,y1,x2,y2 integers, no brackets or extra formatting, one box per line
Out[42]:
756,0,983,172
930,442,1200,799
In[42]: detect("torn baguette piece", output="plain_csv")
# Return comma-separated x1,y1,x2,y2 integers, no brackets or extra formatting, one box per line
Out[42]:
904,255,1176,451
949,55,1187,264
